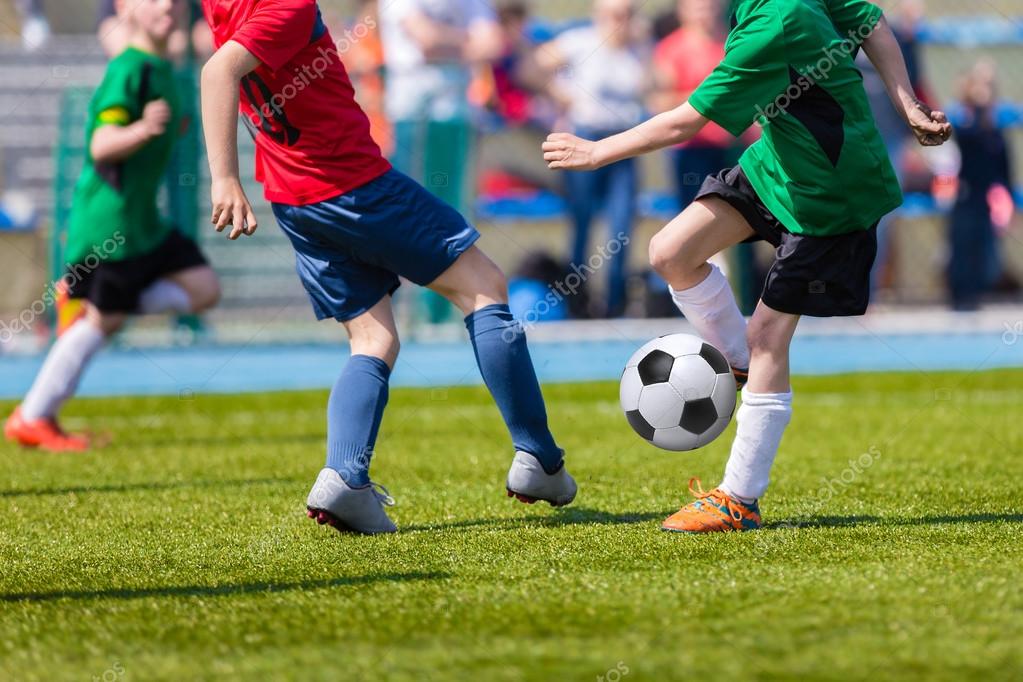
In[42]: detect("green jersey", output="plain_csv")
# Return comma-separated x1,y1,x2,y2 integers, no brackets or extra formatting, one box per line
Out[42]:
689,0,901,236
66,47,181,265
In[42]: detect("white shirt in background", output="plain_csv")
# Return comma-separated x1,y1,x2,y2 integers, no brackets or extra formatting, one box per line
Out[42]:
379,0,497,122
554,25,649,132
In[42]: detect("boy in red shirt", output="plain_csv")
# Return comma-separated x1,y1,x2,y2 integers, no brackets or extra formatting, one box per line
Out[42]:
200,0,576,534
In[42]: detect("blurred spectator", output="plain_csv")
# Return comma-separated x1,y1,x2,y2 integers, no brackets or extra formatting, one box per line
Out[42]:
97,0,213,62
379,0,503,212
15,0,49,51
342,0,393,155
948,60,1016,311
483,1,543,127
536,0,651,317
652,0,737,209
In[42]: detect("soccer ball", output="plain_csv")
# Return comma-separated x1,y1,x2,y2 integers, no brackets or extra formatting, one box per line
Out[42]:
619,334,737,451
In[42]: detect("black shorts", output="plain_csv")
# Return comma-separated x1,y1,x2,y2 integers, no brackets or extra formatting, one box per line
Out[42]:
695,165,877,317
64,230,208,313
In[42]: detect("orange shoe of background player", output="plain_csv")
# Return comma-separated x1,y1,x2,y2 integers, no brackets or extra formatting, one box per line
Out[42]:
661,478,762,533
4,407,89,452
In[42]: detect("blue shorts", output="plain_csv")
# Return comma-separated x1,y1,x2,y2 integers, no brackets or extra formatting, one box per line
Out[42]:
272,169,480,322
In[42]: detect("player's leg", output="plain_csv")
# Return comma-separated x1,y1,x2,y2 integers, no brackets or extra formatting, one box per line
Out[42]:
719,302,798,502
137,230,220,316
142,265,221,315
5,304,125,452
661,301,798,534
649,196,755,376
329,296,399,487
306,295,399,532
428,246,576,506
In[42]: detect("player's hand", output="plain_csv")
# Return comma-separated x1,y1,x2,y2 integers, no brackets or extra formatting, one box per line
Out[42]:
542,133,603,171
140,99,172,138
211,177,258,240
906,99,952,146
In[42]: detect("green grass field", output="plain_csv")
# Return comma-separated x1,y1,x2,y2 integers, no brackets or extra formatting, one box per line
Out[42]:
2,370,1022,681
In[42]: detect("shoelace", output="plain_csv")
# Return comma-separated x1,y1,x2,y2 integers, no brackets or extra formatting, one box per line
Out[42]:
687,478,744,523
371,482,396,507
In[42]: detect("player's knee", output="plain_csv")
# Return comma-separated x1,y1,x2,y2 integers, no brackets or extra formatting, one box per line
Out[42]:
649,233,695,281
478,263,509,304
192,278,222,313
349,327,400,366
86,307,126,336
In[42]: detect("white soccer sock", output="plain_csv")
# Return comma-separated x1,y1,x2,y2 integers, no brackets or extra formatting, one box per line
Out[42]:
137,280,192,315
720,387,793,503
21,319,106,420
669,264,750,370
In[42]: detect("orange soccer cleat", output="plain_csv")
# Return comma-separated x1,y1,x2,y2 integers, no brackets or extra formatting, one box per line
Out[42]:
4,407,89,453
661,478,762,533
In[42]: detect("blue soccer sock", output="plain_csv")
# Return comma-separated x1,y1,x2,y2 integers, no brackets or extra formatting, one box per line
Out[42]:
326,354,391,488
465,304,563,473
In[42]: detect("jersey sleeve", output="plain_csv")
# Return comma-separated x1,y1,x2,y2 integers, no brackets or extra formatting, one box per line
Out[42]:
231,0,319,72
687,13,789,137
824,0,883,37
91,61,141,128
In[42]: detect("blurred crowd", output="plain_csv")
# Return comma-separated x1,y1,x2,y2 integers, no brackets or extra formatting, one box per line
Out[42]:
3,0,1020,317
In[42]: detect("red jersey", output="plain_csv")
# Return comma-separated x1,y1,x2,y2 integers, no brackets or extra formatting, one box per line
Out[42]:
203,0,391,205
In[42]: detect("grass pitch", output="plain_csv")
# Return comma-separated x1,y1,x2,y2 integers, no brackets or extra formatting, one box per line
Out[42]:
1,370,1021,681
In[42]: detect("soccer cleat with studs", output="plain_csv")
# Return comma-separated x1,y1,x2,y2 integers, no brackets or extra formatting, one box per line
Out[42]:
505,451,577,507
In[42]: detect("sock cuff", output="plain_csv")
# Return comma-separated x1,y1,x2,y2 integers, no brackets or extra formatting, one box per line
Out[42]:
348,354,392,378
739,386,793,408
464,303,513,326
669,263,728,304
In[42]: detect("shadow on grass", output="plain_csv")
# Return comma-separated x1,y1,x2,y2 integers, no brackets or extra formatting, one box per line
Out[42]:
402,507,667,532
0,477,301,499
0,571,448,604
767,512,1023,530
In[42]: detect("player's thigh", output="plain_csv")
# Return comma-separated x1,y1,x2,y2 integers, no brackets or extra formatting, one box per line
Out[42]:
165,265,221,310
747,300,800,355
426,246,508,316
648,196,756,282
342,295,401,368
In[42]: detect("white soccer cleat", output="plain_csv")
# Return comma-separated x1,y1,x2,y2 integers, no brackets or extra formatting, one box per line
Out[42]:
305,468,397,535
505,451,577,507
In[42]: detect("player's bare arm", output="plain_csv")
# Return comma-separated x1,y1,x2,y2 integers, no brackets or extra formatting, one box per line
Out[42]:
90,99,171,164
542,103,709,171
201,40,261,240
862,16,952,146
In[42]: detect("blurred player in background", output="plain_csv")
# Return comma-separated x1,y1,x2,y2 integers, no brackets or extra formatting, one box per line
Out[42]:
4,0,220,452
200,0,575,535
543,0,951,533
98,0,214,61
535,0,651,318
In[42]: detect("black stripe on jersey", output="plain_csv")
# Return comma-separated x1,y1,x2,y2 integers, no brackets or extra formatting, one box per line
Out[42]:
785,66,845,167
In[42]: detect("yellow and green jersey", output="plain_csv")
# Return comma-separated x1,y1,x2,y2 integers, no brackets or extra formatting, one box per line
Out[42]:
689,0,902,236
66,46,181,265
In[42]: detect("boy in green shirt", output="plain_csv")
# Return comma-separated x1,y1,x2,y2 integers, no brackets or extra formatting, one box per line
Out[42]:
543,0,951,532
5,0,220,453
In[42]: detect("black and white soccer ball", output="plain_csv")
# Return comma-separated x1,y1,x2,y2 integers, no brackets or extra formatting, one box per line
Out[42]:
620,334,737,451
